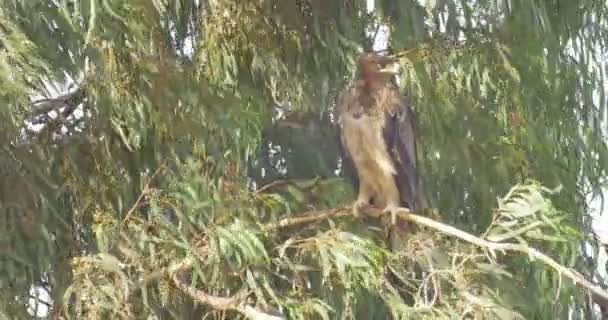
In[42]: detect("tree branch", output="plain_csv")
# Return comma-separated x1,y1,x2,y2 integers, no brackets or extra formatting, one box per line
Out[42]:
162,204,608,314
120,165,165,227
265,205,608,303
170,261,285,320
31,87,86,118
397,209,608,303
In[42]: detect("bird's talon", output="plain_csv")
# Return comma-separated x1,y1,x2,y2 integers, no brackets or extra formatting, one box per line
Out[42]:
352,199,367,217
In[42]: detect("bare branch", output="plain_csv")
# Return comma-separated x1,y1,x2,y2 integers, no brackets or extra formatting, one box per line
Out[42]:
396,209,608,303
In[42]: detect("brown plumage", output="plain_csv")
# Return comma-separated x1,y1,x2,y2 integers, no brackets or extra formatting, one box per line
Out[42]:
336,52,427,250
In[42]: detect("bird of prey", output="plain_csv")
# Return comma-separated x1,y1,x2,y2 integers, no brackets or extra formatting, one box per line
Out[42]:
336,52,427,249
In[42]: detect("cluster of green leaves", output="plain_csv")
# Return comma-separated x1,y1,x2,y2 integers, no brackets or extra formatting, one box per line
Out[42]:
64,176,582,319
1,0,607,319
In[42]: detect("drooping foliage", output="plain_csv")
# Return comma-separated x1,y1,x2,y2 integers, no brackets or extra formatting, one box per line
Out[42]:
1,0,607,319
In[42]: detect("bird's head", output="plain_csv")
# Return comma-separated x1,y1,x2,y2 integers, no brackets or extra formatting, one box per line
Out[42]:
358,52,400,88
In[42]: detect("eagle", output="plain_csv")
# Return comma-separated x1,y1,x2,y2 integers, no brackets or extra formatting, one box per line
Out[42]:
336,52,427,249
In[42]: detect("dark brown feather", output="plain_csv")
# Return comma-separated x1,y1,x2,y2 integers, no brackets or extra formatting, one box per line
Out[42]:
336,52,427,215
390,95,428,212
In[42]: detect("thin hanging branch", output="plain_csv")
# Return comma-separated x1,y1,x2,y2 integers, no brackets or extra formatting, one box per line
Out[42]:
170,261,285,320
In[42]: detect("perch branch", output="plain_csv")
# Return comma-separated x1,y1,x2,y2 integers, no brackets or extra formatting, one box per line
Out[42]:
267,205,608,303
389,207,608,303
155,203,608,312
153,204,608,316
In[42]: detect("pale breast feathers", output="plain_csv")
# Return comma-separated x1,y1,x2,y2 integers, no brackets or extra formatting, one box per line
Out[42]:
337,81,397,181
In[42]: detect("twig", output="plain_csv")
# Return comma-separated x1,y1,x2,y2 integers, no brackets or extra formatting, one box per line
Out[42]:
120,165,165,226
254,179,291,195
171,261,285,320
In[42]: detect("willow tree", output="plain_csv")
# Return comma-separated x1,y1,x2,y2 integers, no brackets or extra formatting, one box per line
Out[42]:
1,0,607,319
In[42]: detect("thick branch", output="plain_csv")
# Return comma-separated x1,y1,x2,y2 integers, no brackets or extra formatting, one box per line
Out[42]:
31,87,86,117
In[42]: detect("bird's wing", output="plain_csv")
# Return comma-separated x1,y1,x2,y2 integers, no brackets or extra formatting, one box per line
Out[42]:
338,124,360,192
384,88,428,212
335,82,360,191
